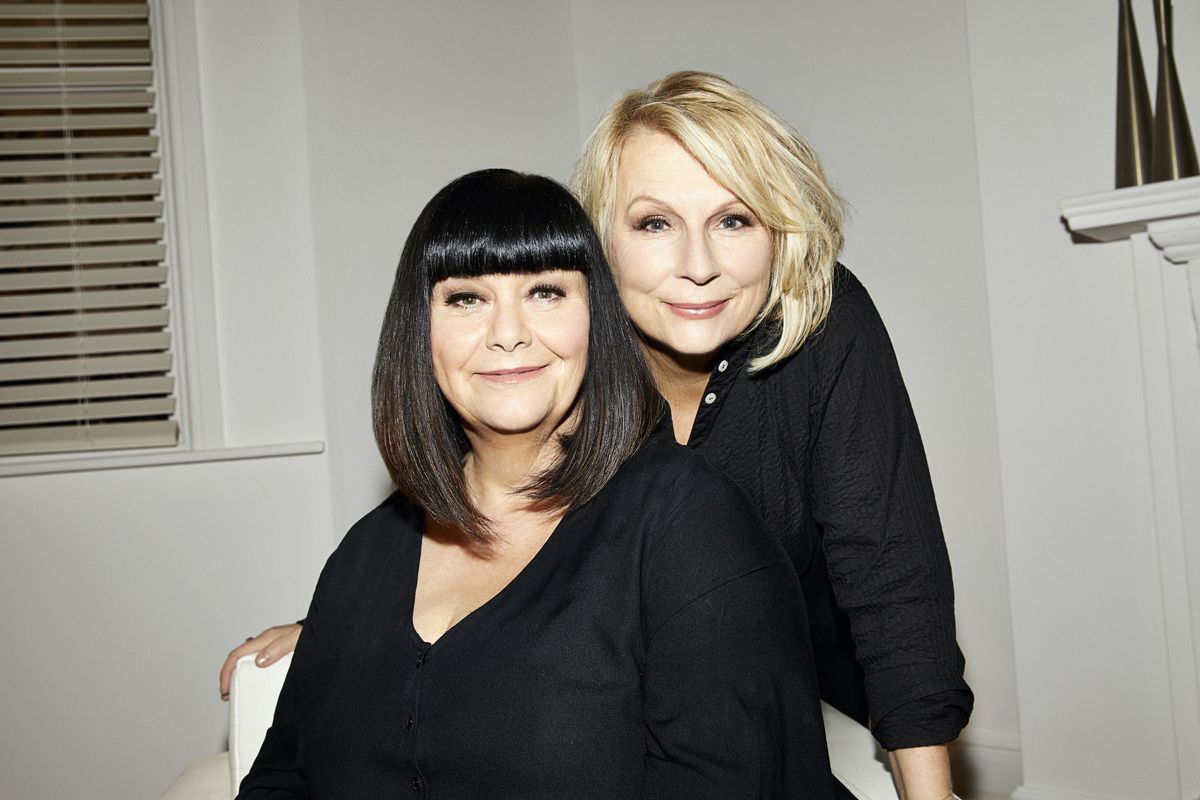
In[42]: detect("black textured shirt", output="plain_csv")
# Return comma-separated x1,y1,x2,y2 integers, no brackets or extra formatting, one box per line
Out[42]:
238,432,835,799
689,265,973,749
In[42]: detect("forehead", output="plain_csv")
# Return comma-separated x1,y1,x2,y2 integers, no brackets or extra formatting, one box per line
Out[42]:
615,129,739,206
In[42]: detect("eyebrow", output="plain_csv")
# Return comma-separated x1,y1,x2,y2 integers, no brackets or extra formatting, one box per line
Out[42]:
623,195,754,216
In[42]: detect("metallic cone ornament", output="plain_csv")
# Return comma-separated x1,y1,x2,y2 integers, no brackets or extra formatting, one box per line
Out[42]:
1150,0,1199,180
1116,0,1154,187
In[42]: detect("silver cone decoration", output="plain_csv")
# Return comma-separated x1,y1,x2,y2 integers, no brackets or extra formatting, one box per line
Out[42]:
1150,0,1199,181
1116,0,1154,187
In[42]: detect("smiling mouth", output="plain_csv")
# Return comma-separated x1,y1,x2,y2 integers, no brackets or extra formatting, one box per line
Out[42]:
478,365,547,385
664,299,730,320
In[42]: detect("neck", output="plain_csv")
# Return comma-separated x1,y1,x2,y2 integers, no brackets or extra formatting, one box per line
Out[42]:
461,428,561,517
641,343,716,444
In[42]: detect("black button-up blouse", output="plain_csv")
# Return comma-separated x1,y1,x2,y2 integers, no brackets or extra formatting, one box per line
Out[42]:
689,265,973,749
238,432,835,799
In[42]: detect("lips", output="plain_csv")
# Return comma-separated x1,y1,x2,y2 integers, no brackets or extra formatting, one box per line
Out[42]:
664,298,730,320
477,365,547,385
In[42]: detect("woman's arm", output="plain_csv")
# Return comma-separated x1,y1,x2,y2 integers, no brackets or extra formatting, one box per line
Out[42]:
888,746,954,800
809,272,972,796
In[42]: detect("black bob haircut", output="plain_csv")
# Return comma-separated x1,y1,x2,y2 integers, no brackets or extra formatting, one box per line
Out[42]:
372,169,663,542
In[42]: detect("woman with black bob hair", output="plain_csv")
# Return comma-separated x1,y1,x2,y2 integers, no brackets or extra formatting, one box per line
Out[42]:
237,169,834,799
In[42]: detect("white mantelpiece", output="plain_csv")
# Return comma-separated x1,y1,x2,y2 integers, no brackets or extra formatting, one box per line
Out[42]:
1060,179,1200,800
1061,176,1200,263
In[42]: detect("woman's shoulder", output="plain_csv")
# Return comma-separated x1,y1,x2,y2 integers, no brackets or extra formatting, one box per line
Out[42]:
815,264,890,349
319,492,418,585
615,431,789,572
757,263,897,380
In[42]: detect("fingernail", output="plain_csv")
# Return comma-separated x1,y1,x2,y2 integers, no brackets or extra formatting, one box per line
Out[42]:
221,693,229,701
256,653,271,666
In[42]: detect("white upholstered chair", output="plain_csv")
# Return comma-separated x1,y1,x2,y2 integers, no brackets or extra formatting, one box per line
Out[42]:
160,653,898,800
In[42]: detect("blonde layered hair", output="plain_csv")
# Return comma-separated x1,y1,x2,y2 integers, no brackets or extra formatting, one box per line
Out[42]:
572,71,845,371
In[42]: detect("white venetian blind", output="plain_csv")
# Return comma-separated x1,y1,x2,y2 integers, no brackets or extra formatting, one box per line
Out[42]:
0,0,178,457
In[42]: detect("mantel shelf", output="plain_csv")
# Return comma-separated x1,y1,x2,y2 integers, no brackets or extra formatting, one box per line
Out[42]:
1060,176,1200,263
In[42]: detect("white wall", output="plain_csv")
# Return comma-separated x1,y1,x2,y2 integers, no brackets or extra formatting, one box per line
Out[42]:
967,0,1200,797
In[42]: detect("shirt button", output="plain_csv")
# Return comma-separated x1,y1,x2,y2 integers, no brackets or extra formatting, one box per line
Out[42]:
412,776,422,792
406,715,414,730
703,392,717,405
717,359,729,372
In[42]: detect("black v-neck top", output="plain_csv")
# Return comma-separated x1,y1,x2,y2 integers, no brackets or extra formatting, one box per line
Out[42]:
238,431,835,799
687,265,973,749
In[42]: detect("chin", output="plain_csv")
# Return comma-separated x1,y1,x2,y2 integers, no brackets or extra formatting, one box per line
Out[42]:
661,328,731,360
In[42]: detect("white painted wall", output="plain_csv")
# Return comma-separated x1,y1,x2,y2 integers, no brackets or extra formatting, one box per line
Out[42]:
967,1,1200,798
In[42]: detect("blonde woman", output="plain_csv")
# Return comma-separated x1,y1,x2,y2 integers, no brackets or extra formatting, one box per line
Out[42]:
228,73,971,800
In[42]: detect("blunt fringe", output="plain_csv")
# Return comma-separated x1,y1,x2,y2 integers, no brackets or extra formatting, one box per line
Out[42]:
572,70,846,371
372,169,662,542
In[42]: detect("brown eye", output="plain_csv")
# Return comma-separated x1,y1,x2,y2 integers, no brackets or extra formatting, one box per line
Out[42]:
447,292,482,308
530,284,565,302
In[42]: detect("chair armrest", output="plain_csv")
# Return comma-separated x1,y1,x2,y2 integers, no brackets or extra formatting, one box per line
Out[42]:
821,701,901,800
159,752,232,800
229,652,293,793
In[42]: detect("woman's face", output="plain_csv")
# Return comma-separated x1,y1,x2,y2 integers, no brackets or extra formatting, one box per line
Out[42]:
608,128,773,366
430,269,589,441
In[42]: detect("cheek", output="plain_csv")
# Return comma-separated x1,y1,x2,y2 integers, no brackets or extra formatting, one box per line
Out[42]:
610,238,664,294
738,237,774,294
428,318,469,386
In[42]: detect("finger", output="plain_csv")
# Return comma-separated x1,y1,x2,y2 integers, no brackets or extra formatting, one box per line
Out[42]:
256,625,302,668
218,629,276,697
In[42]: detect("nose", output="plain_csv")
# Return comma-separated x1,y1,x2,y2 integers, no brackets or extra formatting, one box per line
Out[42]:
486,295,530,352
677,229,720,285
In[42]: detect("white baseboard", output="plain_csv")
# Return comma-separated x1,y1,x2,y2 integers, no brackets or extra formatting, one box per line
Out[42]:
1012,784,1123,800
952,729,1022,796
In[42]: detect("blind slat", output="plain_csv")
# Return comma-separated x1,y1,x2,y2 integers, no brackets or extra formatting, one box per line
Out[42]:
0,330,169,359
0,24,148,42
0,265,166,291
0,307,168,336
0,178,159,200
0,4,149,19
0,111,154,132
0,242,165,269
0,419,176,456
0,352,170,382
0,375,172,405
0,155,159,177
0,286,167,314
0,221,164,246
0,68,152,88
0,135,158,156
0,47,151,65
0,200,161,222
0,90,153,110
0,396,174,426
